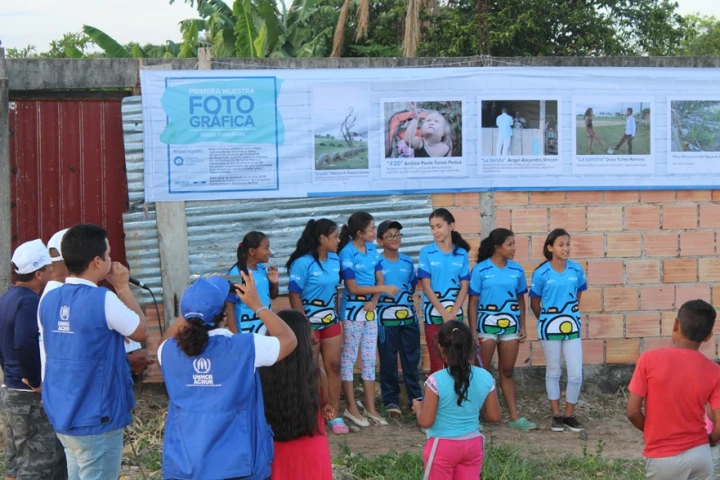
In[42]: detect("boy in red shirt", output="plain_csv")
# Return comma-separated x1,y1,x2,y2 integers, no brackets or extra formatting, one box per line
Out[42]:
627,299,720,479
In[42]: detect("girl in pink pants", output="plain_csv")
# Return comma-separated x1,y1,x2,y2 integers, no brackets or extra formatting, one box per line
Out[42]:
413,321,502,479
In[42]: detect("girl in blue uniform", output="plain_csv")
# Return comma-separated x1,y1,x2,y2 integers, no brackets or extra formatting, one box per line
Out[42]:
338,212,398,428
158,272,297,480
226,231,279,334
418,208,471,374
469,228,536,431
530,228,587,433
287,219,349,435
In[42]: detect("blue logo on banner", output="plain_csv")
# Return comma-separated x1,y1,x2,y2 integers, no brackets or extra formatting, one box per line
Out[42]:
159,77,284,146
173,156,184,166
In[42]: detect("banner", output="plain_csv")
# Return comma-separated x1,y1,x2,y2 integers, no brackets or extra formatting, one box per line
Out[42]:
141,67,720,201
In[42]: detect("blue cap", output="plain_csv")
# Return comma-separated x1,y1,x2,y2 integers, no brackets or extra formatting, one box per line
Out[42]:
180,276,230,326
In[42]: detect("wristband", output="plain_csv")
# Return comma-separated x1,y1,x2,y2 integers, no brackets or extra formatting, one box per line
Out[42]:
255,306,269,316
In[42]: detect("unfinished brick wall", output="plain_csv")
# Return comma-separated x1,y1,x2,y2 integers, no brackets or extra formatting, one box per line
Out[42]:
490,189,720,368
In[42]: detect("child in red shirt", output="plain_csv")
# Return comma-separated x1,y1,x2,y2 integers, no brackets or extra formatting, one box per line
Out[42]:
627,299,720,480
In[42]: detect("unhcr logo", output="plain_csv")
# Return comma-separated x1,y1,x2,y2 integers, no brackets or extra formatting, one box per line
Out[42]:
55,305,72,333
191,358,217,387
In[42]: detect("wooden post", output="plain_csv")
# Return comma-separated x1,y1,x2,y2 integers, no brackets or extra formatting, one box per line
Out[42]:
0,49,10,293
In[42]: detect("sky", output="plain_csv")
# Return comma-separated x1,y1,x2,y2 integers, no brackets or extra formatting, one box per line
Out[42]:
312,87,369,136
0,0,718,51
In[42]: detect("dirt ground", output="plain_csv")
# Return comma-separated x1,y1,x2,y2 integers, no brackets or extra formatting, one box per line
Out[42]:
326,385,645,461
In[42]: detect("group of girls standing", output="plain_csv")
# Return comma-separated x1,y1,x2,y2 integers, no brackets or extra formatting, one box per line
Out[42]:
225,209,588,478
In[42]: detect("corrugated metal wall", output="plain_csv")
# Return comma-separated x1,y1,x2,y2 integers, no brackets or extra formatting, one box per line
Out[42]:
9,98,128,263
121,96,434,303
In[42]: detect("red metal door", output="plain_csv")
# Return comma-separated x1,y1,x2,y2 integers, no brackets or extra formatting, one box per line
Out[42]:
8,98,129,265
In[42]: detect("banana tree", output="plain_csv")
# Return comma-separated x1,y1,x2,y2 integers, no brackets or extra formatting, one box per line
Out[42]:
81,25,189,58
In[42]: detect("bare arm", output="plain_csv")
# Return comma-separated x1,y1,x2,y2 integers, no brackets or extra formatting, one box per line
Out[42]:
482,388,502,423
108,262,148,342
626,392,645,432
413,388,438,428
711,408,720,444
344,279,397,297
289,292,304,312
451,280,469,317
161,317,187,344
468,295,479,337
420,278,445,316
235,271,297,361
517,294,527,342
406,102,422,149
530,297,542,320
370,270,384,305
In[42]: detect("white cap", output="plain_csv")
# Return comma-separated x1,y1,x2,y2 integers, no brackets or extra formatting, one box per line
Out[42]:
11,239,53,275
47,228,69,262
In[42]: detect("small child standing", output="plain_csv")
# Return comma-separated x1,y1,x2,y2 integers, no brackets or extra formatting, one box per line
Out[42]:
627,299,720,480
376,220,422,415
413,321,501,479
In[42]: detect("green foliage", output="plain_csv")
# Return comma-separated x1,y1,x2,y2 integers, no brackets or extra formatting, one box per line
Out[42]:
679,15,720,56
82,25,132,58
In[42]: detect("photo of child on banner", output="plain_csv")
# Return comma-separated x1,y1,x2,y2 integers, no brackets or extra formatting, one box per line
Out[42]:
385,101,462,159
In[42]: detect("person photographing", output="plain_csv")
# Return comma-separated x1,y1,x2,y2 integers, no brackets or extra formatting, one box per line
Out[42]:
158,270,297,480
38,223,149,479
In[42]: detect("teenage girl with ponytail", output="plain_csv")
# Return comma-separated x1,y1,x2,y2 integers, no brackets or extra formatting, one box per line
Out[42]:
412,320,501,479
530,228,587,433
287,219,350,435
226,231,279,334
158,272,297,479
338,212,398,428
468,228,536,430
418,208,471,374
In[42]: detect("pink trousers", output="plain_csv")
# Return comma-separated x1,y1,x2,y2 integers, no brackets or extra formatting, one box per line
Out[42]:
422,435,484,480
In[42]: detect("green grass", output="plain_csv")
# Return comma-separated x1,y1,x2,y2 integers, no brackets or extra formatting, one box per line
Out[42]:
576,124,651,156
338,441,645,480
314,138,369,170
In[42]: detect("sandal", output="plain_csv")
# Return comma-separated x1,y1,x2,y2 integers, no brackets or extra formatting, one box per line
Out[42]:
508,417,537,431
343,409,370,427
366,413,388,426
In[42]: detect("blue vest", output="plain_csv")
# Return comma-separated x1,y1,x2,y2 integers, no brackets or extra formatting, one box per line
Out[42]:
160,332,273,480
39,283,134,436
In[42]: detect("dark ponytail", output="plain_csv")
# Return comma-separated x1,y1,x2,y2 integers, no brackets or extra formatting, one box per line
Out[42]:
175,308,225,357
286,219,338,272
437,320,473,406
234,231,267,274
535,228,570,271
478,228,514,263
430,208,471,254
337,211,374,252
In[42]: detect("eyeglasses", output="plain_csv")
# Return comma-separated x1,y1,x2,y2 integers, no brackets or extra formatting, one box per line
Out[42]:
383,233,404,240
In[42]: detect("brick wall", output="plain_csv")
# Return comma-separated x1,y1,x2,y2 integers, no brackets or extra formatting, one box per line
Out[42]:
491,189,720,368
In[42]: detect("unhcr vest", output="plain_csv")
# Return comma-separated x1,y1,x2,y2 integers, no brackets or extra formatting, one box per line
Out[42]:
160,331,273,480
39,283,134,436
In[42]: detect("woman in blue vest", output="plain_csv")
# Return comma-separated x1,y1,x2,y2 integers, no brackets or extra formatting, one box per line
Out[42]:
158,272,297,480
226,231,279,334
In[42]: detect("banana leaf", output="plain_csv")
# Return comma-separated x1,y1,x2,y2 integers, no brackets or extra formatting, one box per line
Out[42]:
82,25,131,58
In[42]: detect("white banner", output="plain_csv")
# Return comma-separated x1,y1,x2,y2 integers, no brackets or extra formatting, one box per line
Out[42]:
140,67,720,201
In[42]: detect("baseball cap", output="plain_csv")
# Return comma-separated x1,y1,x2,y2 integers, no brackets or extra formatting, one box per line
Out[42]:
377,220,403,238
180,276,231,326
11,239,53,275
47,228,69,261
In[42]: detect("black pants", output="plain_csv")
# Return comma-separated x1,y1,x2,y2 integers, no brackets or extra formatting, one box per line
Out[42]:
615,134,633,154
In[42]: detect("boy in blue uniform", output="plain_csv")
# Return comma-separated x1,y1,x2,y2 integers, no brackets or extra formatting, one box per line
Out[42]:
375,220,422,415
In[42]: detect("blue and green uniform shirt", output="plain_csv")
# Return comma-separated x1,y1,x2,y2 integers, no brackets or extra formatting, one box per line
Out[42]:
376,254,417,326
469,259,527,335
339,242,380,322
288,253,340,330
226,264,271,335
529,260,587,341
417,244,470,325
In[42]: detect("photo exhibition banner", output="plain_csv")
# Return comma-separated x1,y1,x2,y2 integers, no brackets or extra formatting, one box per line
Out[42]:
140,67,720,201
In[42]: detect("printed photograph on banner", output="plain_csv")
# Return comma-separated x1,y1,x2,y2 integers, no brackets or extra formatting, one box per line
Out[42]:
381,99,466,178
311,85,370,183
572,98,654,175
477,99,562,176
667,99,720,174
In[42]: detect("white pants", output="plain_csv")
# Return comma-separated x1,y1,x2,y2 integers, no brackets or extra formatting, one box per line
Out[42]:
496,137,511,156
541,339,583,404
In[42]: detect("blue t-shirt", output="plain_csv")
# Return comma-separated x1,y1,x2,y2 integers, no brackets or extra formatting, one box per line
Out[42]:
226,264,272,335
469,259,528,335
288,253,340,330
376,253,418,326
417,244,470,325
339,242,380,322
530,260,588,341
425,366,495,439
0,286,42,389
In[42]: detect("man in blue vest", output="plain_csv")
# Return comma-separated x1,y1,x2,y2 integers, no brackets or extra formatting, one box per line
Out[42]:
38,223,149,480
0,239,67,480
